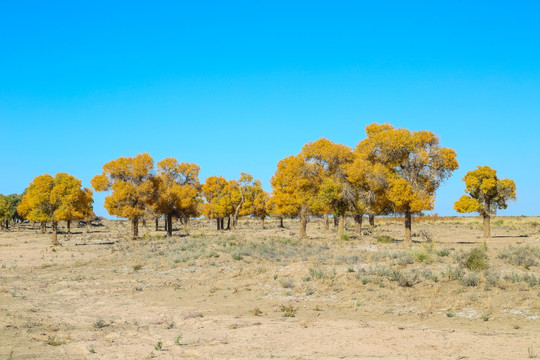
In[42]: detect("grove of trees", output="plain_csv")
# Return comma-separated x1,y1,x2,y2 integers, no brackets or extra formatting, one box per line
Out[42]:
4,122,517,244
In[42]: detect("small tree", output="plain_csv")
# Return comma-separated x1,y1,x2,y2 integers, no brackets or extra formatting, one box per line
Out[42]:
91,153,154,239
242,179,269,229
454,166,516,238
17,173,93,245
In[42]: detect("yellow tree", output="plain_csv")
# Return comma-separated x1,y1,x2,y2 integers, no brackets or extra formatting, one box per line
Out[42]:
346,157,393,234
270,154,322,238
357,123,458,242
91,153,154,239
228,173,261,230
242,179,269,229
17,173,94,245
152,157,200,236
302,138,355,237
201,175,232,230
454,166,516,238
0,194,22,230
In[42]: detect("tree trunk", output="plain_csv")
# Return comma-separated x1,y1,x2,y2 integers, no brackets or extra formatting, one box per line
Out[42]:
216,218,221,230
132,217,139,239
260,217,265,229
41,222,46,234
279,217,284,228
183,217,189,232
338,214,345,237
230,215,236,230
299,207,308,238
166,214,173,236
67,220,71,234
354,214,363,236
155,218,159,231
226,217,231,230
5,220,9,229
483,213,491,238
404,211,412,243
51,221,59,246
324,214,330,230
333,215,339,228
221,217,225,230
368,214,375,232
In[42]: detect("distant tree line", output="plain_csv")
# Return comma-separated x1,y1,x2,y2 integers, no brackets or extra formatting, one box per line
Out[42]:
5,122,516,245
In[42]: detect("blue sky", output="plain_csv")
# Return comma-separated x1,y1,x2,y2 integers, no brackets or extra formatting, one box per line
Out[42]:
1,1,539,217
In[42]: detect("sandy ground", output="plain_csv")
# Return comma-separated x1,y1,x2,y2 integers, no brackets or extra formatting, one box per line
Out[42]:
1,216,539,359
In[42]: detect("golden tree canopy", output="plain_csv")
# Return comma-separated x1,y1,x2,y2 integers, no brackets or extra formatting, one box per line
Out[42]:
454,165,516,215
356,122,458,215
153,157,200,219
201,175,232,219
270,155,322,218
91,153,154,220
18,173,93,223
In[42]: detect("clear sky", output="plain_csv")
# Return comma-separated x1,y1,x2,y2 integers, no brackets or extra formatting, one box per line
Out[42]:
1,1,539,217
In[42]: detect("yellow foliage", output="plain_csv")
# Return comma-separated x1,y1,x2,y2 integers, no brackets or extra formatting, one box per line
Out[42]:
152,157,200,219
91,153,154,220
356,122,458,215
270,155,322,218
455,165,516,215
18,173,93,223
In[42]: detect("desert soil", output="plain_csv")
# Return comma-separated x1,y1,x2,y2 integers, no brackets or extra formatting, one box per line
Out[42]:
1,216,539,359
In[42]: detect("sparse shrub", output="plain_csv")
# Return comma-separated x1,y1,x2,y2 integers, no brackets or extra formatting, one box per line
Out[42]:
421,269,439,282
436,248,450,257
340,233,350,241
46,336,65,346
231,252,244,261
309,267,335,280
396,270,421,287
498,245,540,270
442,265,464,281
93,318,107,329
376,235,393,244
504,272,522,284
251,307,263,316
133,264,143,271
523,273,538,287
174,333,183,345
154,340,163,351
463,248,488,271
461,273,480,287
280,305,297,317
280,277,295,288
484,271,500,288
446,312,454,318
412,248,432,264
397,252,414,266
